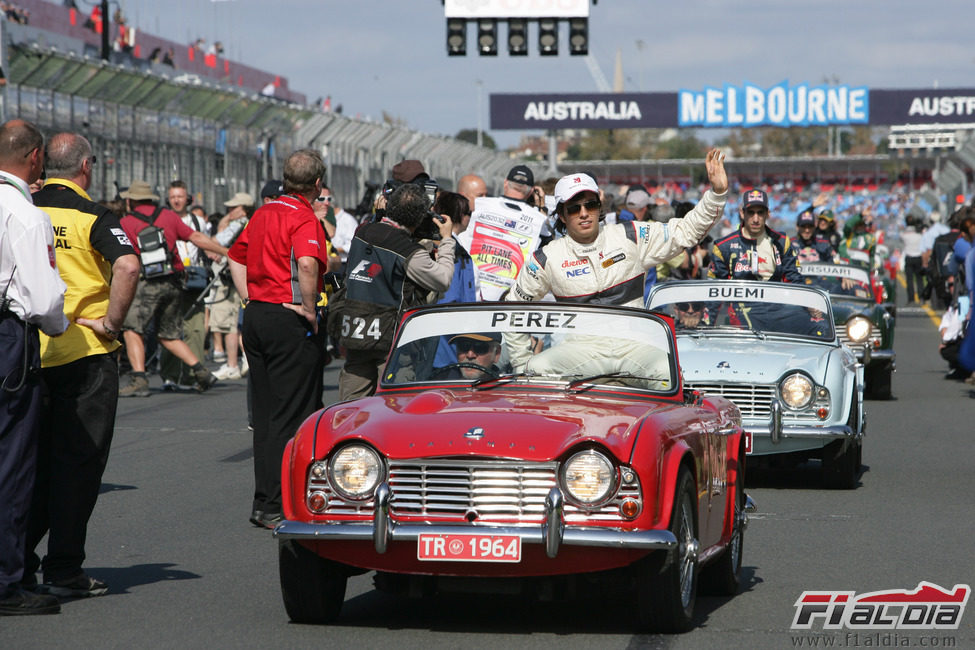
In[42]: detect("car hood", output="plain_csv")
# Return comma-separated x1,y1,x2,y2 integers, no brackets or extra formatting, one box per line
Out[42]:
318,389,678,462
677,335,832,384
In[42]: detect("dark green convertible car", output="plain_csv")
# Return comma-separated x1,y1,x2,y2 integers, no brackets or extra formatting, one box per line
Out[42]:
800,263,895,399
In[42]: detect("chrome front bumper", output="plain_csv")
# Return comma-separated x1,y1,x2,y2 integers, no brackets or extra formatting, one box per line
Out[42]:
756,398,862,446
274,484,678,558
857,347,895,367
746,423,860,444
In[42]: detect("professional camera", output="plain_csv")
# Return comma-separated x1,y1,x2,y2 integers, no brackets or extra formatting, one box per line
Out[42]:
381,177,443,241
412,210,446,242
413,179,444,240
353,181,381,219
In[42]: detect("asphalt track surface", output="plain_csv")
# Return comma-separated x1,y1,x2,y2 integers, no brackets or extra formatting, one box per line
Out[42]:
2,291,974,649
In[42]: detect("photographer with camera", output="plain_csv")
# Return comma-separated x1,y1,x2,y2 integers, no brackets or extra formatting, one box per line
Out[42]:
334,177,455,401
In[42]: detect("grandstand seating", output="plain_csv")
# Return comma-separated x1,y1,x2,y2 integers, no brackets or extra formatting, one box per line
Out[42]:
7,0,304,103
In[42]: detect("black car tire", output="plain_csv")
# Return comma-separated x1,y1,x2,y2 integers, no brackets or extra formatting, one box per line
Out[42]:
699,460,744,596
635,467,698,633
822,395,861,489
279,540,348,624
822,439,859,489
866,366,892,400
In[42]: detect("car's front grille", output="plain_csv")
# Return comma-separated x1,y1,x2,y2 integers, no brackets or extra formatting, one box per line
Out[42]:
308,459,641,523
388,461,557,522
685,382,776,419
685,382,819,421
835,330,866,355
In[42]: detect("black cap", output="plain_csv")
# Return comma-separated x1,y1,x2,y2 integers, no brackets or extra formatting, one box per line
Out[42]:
506,164,534,187
260,179,284,199
742,188,769,209
797,210,816,226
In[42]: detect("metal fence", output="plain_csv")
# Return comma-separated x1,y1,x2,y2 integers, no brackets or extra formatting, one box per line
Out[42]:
1,24,522,213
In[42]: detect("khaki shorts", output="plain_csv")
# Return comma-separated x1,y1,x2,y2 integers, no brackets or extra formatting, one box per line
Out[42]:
208,286,240,333
122,277,184,340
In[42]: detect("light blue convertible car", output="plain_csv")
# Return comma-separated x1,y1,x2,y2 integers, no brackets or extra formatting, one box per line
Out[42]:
647,280,865,488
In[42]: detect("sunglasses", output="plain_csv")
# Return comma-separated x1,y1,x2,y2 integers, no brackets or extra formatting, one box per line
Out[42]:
455,340,493,355
676,303,702,313
564,199,601,217
315,195,332,203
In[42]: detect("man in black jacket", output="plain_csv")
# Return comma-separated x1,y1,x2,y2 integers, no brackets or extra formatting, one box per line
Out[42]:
709,188,802,283
336,183,454,400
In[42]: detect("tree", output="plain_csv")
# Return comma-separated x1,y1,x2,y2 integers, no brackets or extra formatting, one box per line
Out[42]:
845,126,879,155
381,111,408,128
454,129,496,150
655,132,707,160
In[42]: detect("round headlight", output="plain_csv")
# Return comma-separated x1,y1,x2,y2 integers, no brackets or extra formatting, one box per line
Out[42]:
328,445,383,500
846,316,872,343
780,373,814,409
562,450,615,506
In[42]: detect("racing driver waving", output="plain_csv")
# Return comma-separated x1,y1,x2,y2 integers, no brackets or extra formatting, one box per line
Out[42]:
506,149,727,307
504,149,727,369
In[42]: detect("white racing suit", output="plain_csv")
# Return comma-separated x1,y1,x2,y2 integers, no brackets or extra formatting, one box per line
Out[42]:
523,335,674,391
505,189,726,370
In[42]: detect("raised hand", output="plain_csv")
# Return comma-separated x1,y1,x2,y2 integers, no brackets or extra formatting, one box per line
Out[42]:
705,149,728,194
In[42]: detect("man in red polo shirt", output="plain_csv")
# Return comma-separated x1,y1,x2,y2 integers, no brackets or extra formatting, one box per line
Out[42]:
228,149,329,529
118,180,228,396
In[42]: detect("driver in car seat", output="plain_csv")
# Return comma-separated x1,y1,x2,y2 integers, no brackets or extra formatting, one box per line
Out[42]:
443,332,503,380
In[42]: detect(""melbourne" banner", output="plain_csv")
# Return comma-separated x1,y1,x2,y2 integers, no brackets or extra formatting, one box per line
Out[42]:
490,85,975,130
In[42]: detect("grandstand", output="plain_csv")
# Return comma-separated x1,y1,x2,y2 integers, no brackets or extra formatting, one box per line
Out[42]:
560,154,937,193
5,0,304,102
0,0,519,211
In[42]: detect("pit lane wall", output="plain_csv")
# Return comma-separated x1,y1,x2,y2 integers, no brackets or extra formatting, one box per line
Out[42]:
0,22,518,212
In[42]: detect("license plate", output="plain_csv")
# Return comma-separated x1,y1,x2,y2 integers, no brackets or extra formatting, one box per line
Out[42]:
417,533,522,563
744,431,753,454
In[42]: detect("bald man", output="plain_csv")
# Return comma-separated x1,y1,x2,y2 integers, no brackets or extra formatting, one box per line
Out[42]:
457,174,486,231
27,132,140,599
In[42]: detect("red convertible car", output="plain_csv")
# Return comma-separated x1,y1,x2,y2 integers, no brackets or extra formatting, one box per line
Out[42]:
274,302,752,632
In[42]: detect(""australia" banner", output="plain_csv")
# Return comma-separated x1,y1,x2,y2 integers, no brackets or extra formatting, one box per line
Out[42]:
489,85,975,130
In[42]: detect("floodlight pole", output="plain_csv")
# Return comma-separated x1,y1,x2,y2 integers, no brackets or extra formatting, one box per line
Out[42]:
476,79,483,147
548,130,558,175
101,0,110,61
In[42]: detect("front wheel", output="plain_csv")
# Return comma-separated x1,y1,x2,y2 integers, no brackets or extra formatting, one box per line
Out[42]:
865,366,892,400
822,439,860,489
279,540,348,624
635,467,698,633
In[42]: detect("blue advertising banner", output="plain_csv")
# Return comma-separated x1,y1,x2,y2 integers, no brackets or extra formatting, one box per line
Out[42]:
489,86,975,130
677,82,869,128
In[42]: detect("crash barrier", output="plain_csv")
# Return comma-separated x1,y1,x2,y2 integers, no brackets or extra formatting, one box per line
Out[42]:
1,29,523,212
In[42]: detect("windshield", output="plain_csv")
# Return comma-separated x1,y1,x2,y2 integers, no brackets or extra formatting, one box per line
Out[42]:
382,304,678,393
799,263,874,300
647,281,834,340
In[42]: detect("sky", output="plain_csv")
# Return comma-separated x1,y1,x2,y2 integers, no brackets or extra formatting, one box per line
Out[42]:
117,0,975,149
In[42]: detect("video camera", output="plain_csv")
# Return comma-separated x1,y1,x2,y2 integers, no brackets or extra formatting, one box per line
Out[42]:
381,177,444,241
353,181,381,219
